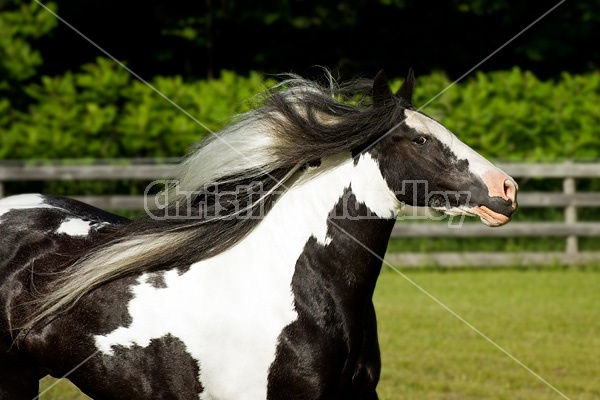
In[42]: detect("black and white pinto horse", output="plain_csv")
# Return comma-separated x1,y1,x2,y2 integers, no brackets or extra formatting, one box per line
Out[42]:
0,71,517,399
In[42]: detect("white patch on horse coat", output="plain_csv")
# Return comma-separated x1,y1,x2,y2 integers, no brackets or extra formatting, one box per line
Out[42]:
320,236,333,246
0,194,55,220
94,153,401,399
350,153,402,218
56,218,92,236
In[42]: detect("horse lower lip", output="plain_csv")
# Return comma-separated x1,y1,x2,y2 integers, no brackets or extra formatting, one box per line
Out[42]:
474,205,511,227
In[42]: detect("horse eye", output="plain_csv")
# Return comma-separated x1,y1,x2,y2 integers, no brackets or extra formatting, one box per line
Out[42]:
413,136,427,145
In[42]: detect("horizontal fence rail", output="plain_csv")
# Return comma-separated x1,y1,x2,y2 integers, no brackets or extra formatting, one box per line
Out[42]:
391,222,600,238
0,161,599,267
0,164,177,182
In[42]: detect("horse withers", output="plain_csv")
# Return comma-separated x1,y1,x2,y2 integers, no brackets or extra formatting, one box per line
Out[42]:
0,70,517,399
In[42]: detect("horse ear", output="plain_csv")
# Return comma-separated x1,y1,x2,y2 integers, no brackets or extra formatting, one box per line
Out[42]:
396,68,415,105
372,70,393,107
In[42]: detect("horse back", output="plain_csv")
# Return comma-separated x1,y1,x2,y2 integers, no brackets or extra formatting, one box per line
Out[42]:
0,194,129,329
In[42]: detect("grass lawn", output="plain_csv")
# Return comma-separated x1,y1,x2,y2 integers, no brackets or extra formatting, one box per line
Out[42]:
39,269,600,399
375,268,600,400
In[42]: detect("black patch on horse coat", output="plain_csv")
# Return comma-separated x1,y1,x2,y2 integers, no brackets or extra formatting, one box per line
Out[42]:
65,335,203,400
267,192,393,399
146,272,168,289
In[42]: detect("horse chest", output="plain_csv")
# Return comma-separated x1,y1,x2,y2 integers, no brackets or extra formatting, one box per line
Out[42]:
93,229,314,398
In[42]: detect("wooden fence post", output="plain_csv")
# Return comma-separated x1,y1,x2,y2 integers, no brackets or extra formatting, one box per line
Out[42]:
563,176,578,255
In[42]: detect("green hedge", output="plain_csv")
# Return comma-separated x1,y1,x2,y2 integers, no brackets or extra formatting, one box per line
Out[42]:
0,1,57,85
1,59,270,159
1,60,598,162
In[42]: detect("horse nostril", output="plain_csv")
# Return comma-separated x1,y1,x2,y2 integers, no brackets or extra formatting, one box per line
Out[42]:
504,179,517,203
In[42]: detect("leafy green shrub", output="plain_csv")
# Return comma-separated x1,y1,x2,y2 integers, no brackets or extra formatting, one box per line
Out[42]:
1,62,598,162
1,58,270,159
0,1,57,85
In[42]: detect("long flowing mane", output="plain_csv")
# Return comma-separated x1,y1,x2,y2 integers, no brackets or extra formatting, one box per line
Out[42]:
22,72,406,334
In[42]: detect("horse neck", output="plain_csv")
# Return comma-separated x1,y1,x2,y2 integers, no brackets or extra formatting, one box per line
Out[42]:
321,194,397,299
278,152,400,302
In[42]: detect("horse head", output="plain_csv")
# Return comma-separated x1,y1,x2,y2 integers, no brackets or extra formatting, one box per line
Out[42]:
366,70,518,226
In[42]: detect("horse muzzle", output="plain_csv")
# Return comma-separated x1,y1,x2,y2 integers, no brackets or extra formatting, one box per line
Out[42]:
473,173,518,227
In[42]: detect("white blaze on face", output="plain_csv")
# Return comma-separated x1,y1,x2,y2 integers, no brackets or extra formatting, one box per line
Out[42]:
93,153,402,399
403,109,517,226
404,109,502,177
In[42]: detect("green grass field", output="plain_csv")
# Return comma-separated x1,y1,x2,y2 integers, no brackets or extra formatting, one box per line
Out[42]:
39,269,600,399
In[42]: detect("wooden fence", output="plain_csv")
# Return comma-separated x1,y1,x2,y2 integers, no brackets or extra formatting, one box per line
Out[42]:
0,161,599,267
